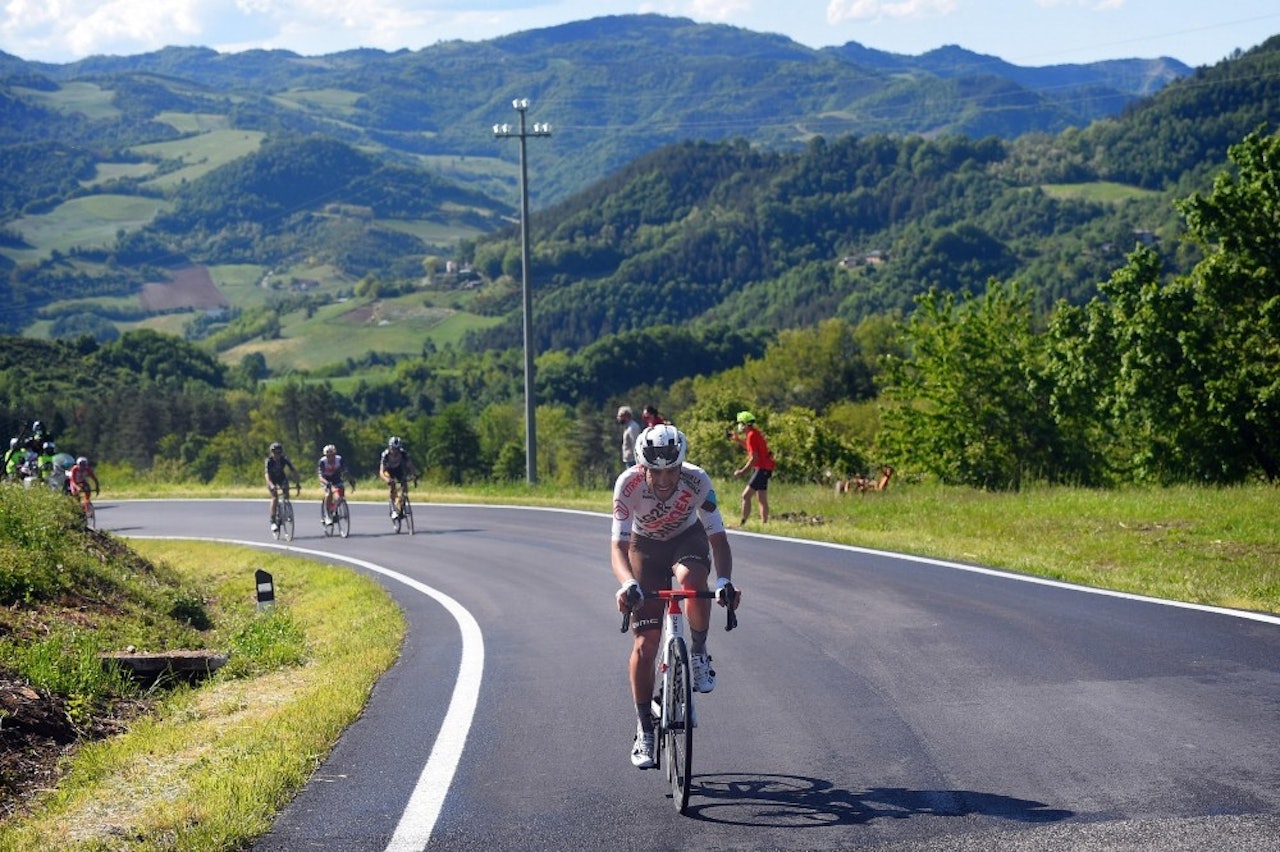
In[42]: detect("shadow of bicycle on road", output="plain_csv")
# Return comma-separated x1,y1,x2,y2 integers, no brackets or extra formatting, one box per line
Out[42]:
686,774,1075,827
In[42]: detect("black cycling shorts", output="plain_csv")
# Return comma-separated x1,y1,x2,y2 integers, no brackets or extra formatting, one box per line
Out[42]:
627,521,711,633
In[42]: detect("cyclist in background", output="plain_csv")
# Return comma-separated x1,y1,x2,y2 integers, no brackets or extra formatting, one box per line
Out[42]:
378,436,419,520
610,423,738,769
68,456,99,513
317,444,352,526
38,441,68,493
264,442,299,533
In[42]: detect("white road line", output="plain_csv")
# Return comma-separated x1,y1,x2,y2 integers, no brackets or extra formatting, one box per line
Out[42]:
126,536,483,851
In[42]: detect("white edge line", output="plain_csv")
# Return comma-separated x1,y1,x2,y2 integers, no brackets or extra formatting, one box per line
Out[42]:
124,535,482,852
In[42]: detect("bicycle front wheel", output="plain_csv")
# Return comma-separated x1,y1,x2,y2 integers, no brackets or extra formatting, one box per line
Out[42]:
336,498,350,538
402,495,414,535
280,499,294,542
663,636,694,814
84,501,96,531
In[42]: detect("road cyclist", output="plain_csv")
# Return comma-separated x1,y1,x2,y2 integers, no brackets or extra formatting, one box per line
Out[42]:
611,423,739,773
378,436,419,525
264,442,300,537
317,444,355,536
67,456,100,529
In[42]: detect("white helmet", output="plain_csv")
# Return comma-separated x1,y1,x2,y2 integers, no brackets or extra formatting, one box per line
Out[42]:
388,436,402,449
323,444,337,455
637,424,687,470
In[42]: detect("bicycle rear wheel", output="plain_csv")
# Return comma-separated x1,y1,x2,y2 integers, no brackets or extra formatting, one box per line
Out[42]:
280,498,294,542
336,498,350,538
663,636,694,814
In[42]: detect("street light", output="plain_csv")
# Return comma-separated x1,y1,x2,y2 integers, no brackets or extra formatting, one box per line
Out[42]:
493,98,551,484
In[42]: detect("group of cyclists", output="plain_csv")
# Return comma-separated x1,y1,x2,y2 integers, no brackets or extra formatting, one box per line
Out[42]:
264,437,418,533
3,420,100,520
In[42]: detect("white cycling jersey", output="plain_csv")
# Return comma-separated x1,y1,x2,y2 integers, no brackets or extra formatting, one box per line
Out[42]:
611,462,727,543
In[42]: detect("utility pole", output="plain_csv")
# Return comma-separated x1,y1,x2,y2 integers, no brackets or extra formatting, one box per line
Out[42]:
493,99,551,484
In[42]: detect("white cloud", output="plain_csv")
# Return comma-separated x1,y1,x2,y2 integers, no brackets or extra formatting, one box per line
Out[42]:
826,0,957,24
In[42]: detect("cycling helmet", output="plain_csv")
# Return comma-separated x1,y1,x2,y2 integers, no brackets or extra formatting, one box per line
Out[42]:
736,410,756,425
8,438,16,448
32,421,43,432
323,444,337,455
388,436,402,449
76,456,89,467
269,442,283,453
42,441,55,452
637,424,687,470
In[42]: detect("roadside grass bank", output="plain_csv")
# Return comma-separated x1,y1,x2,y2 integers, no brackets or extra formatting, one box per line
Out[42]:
0,539,404,851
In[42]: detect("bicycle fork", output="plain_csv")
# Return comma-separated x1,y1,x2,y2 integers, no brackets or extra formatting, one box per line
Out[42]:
655,596,696,731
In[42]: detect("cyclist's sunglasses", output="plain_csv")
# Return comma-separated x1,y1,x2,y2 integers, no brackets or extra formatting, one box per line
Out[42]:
641,443,680,465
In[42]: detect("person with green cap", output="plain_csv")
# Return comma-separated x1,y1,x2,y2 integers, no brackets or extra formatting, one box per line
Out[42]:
728,410,774,525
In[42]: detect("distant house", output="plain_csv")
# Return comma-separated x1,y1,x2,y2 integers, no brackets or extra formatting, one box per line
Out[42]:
838,249,888,268
1132,229,1159,247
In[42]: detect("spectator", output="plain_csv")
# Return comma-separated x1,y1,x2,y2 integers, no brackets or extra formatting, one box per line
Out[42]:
617,406,642,469
728,410,775,525
642,405,666,428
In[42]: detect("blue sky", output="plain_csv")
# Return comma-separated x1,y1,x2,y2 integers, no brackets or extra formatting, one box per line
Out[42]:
2,1,1277,67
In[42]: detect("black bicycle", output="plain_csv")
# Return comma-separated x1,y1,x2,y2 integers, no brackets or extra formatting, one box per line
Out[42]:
270,483,298,541
389,478,415,535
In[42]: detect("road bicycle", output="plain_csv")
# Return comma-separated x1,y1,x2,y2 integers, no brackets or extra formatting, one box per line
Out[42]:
388,479,415,535
75,487,96,530
321,481,351,538
270,483,298,541
623,586,737,814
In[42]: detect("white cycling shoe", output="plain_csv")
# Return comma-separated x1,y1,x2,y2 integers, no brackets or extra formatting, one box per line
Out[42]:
691,652,715,693
630,727,656,769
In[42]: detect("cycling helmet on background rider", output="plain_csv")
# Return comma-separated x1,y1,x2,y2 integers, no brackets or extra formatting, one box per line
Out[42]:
42,441,55,453
269,442,283,454
323,444,337,455
76,456,89,467
636,424,687,470
388,436,402,449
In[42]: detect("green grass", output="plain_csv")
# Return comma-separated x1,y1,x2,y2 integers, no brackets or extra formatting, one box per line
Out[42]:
0,540,404,851
3,195,170,261
1039,181,1164,203
131,130,266,189
14,82,120,119
219,291,501,371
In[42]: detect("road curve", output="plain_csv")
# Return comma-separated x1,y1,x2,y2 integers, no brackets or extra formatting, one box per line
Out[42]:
99,498,1280,852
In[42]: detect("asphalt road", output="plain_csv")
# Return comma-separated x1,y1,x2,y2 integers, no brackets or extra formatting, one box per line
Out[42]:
100,498,1280,852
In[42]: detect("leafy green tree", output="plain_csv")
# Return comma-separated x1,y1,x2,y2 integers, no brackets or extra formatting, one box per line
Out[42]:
881,283,1059,490
428,402,482,484
1173,128,1280,481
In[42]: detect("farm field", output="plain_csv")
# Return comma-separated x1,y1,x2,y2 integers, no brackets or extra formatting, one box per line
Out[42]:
2,195,170,264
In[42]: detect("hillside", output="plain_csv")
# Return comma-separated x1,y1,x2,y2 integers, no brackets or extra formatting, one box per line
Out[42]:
459,36,1280,353
0,17,1274,365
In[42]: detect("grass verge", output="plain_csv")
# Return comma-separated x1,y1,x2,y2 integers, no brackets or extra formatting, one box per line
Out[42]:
0,541,404,851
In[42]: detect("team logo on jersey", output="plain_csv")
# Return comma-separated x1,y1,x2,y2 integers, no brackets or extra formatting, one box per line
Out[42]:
613,500,630,521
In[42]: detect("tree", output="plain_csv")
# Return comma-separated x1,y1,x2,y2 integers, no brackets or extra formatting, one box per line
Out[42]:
1173,127,1280,481
880,283,1059,490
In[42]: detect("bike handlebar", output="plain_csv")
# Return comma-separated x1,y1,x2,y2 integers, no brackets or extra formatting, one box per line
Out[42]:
620,586,738,633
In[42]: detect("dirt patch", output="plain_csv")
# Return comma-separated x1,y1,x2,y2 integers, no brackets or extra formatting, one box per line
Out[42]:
138,264,228,312
0,673,148,822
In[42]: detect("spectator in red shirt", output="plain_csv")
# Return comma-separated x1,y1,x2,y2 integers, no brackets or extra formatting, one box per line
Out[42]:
728,410,775,525
642,405,665,428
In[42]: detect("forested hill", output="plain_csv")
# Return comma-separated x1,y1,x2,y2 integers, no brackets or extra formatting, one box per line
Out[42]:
1,14,1194,205
461,36,1280,354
